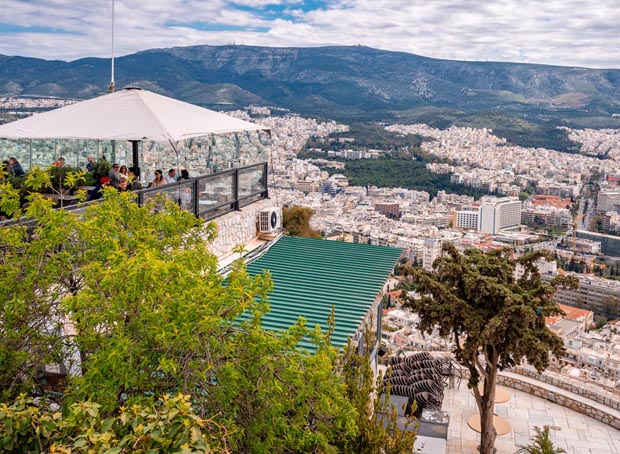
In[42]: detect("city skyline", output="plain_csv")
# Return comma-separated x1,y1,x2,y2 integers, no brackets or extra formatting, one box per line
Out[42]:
0,0,618,69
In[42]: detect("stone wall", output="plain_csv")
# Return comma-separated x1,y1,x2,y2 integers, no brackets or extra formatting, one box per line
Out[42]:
510,366,620,412
208,198,277,258
497,373,620,430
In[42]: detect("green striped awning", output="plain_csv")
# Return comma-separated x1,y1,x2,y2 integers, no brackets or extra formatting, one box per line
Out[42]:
245,236,402,350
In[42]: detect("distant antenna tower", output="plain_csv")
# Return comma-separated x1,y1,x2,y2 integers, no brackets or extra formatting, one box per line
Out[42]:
108,0,116,92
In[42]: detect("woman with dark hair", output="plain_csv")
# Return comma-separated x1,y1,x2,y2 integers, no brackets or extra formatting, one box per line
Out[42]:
149,169,167,188
178,169,190,181
8,157,25,177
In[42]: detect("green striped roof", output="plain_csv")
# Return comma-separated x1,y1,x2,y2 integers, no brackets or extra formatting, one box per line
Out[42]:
245,236,402,350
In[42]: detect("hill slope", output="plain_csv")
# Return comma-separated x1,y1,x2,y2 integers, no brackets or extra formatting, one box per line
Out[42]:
1,45,619,128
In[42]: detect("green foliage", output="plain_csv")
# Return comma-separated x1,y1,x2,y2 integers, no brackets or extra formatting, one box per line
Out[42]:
517,425,566,454
91,160,112,182
304,123,423,153
0,393,221,453
48,165,86,191
283,205,321,238
1,180,413,452
400,245,577,454
336,158,496,199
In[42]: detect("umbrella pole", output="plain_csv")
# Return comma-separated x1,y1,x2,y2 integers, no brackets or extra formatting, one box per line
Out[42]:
131,140,140,179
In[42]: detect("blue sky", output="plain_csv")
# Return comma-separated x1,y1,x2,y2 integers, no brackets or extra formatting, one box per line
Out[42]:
0,0,618,68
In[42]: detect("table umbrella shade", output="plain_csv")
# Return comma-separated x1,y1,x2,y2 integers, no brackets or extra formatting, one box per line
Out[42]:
0,87,268,143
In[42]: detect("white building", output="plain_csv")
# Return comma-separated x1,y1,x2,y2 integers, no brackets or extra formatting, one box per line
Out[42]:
479,197,522,234
597,189,620,213
454,208,480,230
422,238,443,271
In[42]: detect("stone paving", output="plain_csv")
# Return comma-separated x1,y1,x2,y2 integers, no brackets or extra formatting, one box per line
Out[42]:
442,382,620,454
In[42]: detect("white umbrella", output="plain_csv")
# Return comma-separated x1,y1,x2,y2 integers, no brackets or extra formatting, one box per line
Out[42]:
0,87,268,142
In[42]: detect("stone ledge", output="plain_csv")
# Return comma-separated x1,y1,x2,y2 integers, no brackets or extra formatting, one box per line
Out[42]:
498,372,620,429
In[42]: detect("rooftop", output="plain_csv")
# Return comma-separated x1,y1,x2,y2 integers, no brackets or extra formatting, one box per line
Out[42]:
244,236,402,350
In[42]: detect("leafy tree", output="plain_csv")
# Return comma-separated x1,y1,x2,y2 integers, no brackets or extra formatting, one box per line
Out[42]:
283,205,321,238
400,245,577,454
1,190,355,451
517,425,566,454
601,296,620,321
1,179,417,452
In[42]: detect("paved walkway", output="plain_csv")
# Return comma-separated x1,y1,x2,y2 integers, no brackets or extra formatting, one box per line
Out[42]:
442,381,620,453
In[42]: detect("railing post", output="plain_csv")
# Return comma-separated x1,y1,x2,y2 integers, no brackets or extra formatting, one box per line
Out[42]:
263,161,269,199
233,168,240,211
193,178,199,217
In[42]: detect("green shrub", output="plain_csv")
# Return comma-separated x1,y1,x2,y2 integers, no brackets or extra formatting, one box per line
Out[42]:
0,393,220,453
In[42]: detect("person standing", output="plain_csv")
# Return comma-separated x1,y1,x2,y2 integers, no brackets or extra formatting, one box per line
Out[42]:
86,155,96,172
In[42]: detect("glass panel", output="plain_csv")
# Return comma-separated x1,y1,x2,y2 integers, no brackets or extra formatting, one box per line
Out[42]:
197,173,234,213
177,179,195,212
238,193,264,209
140,184,180,207
31,139,57,169
238,166,265,199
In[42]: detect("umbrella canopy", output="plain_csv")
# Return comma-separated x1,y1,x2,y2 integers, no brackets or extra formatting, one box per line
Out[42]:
0,87,267,143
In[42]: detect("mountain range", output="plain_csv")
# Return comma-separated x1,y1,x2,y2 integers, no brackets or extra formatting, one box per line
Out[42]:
1,45,619,132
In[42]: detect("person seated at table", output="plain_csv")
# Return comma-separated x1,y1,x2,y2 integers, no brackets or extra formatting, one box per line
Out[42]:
88,176,111,201
178,169,190,181
165,168,177,184
109,163,122,188
119,165,129,178
117,177,130,192
7,157,25,177
127,170,142,190
149,169,167,188
53,156,66,167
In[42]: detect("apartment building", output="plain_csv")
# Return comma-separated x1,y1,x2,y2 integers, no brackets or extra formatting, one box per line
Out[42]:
479,196,522,234
543,271,620,315
422,238,443,272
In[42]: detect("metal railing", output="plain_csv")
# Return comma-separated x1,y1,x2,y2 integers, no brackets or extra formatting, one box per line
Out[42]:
0,162,269,227
136,162,268,220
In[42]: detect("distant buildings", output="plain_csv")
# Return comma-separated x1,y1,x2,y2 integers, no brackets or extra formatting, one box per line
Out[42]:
542,271,620,316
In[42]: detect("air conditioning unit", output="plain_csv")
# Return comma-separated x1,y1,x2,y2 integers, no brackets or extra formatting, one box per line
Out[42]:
258,208,282,233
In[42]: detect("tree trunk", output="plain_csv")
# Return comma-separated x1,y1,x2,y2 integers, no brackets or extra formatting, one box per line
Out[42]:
479,373,497,454
479,397,496,454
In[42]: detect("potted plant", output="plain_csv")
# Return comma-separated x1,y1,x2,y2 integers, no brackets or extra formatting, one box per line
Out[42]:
517,426,566,454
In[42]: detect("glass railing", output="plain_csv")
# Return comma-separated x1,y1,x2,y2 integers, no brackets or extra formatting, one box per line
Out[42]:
136,162,268,220
0,162,269,227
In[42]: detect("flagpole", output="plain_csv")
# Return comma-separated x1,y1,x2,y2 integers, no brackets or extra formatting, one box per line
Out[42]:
108,0,115,92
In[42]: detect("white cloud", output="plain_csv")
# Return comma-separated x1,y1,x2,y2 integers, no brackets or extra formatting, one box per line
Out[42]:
0,0,617,68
